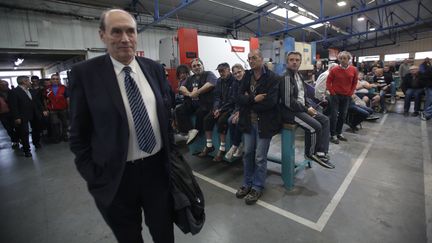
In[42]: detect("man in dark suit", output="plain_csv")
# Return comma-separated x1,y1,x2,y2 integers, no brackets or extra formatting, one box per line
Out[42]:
9,76,46,157
69,9,175,243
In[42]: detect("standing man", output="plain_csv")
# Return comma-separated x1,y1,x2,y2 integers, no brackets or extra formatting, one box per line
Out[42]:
235,49,281,205
0,80,19,149
9,76,46,157
326,51,358,144
69,9,175,243
46,73,69,142
280,52,334,169
398,59,410,80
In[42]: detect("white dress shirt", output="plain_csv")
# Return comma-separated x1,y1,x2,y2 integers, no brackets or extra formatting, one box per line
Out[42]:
110,56,162,161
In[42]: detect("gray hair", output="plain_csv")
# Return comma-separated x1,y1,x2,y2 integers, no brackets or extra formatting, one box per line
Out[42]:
99,9,136,31
17,76,29,85
338,51,352,60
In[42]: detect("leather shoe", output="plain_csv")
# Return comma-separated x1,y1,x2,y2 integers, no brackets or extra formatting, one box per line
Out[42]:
24,151,32,158
213,150,225,162
197,146,214,157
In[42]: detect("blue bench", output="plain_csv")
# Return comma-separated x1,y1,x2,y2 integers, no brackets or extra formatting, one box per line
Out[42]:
188,123,312,190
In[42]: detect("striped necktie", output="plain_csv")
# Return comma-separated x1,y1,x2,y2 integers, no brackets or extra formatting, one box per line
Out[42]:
123,66,157,153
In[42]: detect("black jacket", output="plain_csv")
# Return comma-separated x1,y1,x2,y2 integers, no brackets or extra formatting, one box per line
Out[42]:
279,69,311,123
69,55,174,207
9,87,44,121
401,73,424,92
237,66,282,138
213,74,237,113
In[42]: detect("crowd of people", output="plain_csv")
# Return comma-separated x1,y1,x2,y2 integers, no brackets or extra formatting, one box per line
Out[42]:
0,74,69,157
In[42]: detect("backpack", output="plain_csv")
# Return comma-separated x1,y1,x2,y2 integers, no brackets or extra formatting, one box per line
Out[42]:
169,148,205,235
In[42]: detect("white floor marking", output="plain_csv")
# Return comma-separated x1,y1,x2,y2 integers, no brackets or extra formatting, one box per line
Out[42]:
315,114,388,231
421,121,432,243
193,114,388,232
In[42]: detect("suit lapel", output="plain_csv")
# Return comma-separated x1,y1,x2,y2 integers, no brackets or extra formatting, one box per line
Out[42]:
101,55,128,120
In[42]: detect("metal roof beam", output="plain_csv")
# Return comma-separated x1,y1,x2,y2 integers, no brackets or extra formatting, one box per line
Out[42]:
265,0,410,36
138,0,198,33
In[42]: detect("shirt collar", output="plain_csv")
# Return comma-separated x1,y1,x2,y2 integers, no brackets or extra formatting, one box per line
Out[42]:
110,56,138,76
19,85,29,91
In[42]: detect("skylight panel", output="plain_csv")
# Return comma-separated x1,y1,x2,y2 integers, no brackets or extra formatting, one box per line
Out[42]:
237,0,268,7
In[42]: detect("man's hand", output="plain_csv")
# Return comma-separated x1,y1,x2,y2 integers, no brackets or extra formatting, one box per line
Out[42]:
307,107,317,117
232,111,239,124
43,111,49,116
213,109,220,118
190,90,200,98
15,119,21,125
254,93,267,103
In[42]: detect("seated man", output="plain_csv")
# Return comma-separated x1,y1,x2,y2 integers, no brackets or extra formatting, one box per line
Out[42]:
280,51,334,169
355,72,380,107
373,68,393,113
199,63,238,161
401,66,424,116
175,58,217,144
346,94,377,132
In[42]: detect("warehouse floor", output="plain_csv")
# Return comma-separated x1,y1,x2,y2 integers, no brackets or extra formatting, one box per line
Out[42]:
1,101,431,243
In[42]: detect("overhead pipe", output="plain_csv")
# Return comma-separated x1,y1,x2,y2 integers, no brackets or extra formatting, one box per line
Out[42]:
138,0,198,33
315,19,431,44
265,0,410,36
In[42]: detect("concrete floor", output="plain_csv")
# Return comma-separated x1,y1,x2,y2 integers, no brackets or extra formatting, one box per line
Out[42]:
1,101,431,243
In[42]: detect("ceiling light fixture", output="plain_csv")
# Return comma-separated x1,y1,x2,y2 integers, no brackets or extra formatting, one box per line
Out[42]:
369,26,376,31
337,0,347,7
357,14,365,21
14,58,24,66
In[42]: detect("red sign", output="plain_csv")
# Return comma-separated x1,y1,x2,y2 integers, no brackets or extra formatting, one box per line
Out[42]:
231,46,245,53
136,51,145,57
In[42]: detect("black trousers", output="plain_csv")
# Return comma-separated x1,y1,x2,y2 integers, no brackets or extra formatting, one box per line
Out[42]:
175,102,209,134
294,111,330,156
203,111,230,134
49,110,68,141
95,151,174,243
329,95,351,136
0,113,18,143
17,118,41,152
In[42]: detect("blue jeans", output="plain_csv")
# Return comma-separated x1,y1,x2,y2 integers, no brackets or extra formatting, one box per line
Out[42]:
242,123,272,192
425,88,432,109
404,88,423,112
228,113,242,147
424,104,432,120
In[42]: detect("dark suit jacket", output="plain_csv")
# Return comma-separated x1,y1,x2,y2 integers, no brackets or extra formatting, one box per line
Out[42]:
9,87,44,122
69,54,174,207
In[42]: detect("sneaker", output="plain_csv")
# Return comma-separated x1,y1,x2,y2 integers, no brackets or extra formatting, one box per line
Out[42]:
213,150,225,162
420,112,427,121
186,129,199,145
11,143,19,149
24,151,32,158
306,154,335,169
365,115,380,121
235,186,251,199
233,143,243,158
412,111,419,117
337,134,348,141
197,146,215,157
403,111,409,117
330,136,339,144
382,109,388,114
390,97,396,104
244,189,262,205
225,146,237,160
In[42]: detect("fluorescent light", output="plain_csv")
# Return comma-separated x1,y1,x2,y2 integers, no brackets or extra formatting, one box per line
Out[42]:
292,15,314,25
337,1,347,7
13,66,17,70
369,27,376,31
357,15,365,21
237,0,267,7
311,23,324,28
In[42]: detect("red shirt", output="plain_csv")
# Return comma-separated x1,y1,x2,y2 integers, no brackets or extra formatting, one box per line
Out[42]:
326,65,358,96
